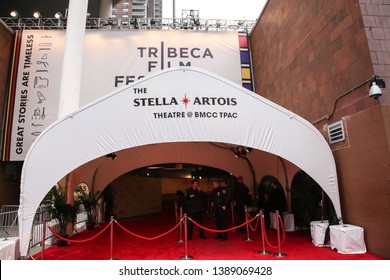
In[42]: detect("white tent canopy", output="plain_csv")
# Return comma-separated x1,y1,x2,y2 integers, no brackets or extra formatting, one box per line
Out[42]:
19,67,341,256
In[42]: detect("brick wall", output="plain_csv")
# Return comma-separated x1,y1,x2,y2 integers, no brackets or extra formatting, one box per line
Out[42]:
250,0,390,258
360,0,390,104
250,0,375,122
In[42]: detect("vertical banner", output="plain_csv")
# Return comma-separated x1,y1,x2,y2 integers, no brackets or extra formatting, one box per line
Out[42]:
3,30,253,161
238,32,254,91
3,30,65,161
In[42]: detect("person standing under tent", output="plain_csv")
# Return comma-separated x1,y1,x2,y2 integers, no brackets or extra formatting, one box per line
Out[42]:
183,179,207,240
211,180,231,241
174,189,185,222
260,192,272,227
234,175,252,232
269,181,287,220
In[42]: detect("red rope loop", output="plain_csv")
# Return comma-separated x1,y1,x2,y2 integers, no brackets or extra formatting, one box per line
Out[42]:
278,214,286,245
47,222,111,243
261,215,278,249
188,214,259,233
248,213,260,232
261,213,286,249
114,218,182,241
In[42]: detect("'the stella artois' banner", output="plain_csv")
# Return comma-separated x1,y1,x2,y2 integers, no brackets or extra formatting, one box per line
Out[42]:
2,29,253,161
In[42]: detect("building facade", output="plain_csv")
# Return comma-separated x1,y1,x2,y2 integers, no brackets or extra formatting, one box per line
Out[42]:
0,0,389,259
250,0,390,258
112,0,162,24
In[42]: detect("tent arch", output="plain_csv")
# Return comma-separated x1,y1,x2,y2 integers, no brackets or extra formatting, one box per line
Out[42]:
19,67,341,256
86,142,255,192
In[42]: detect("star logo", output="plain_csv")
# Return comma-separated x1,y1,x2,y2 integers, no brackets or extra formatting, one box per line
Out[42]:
181,94,190,109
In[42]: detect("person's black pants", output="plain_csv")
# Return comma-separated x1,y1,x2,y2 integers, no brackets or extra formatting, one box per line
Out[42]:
187,211,205,239
215,207,228,239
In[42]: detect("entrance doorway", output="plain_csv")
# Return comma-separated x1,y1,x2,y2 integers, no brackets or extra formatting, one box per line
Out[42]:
291,171,332,230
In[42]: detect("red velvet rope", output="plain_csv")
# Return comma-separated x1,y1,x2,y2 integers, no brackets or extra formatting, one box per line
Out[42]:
278,214,286,243
114,218,182,241
47,222,111,243
261,213,286,249
188,213,259,233
248,213,260,232
261,214,277,249
46,211,286,255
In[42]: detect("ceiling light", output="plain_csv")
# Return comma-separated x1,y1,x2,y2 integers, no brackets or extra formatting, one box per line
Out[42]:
33,12,41,19
10,11,19,18
55,12,63,19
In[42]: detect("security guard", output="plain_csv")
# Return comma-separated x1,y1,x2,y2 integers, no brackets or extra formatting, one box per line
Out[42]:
183,180,207,240
211,180,230,241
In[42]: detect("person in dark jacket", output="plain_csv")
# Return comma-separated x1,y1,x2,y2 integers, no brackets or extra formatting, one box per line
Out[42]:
260,193,271,227
183,179,207,240
174,190,185,222
269,181,286,215
211,180,231,241
234,175,252,232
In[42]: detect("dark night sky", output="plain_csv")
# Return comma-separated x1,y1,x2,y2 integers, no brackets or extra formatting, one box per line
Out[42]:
0,0,100,18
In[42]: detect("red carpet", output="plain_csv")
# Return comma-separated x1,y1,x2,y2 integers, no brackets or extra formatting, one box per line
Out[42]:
34,209,384,260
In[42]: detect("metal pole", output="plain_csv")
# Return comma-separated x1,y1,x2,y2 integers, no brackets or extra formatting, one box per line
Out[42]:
321,190,324,222
244,206,253,241
258,210,271,255
109,216,117,260
273,211,287,257
175,202,178,224
173,0,176,19
231,202,236,232
41,219,47,260
177,207,184,243
180,214,193,259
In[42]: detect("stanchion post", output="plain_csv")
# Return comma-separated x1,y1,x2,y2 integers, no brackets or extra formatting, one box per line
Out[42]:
41,219,47,260
258,210,271,255
175,202,179,224
244,205,253,241
231,202,236,232
177,207,184,243
109,216,118,260
180,214,193,260
273,210,287,258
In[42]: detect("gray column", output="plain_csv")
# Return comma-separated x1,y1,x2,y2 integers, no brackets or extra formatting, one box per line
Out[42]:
99,0,113,23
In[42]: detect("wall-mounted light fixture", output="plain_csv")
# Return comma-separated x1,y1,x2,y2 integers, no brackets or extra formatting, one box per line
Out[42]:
105,153,117,160
233,146,252,158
